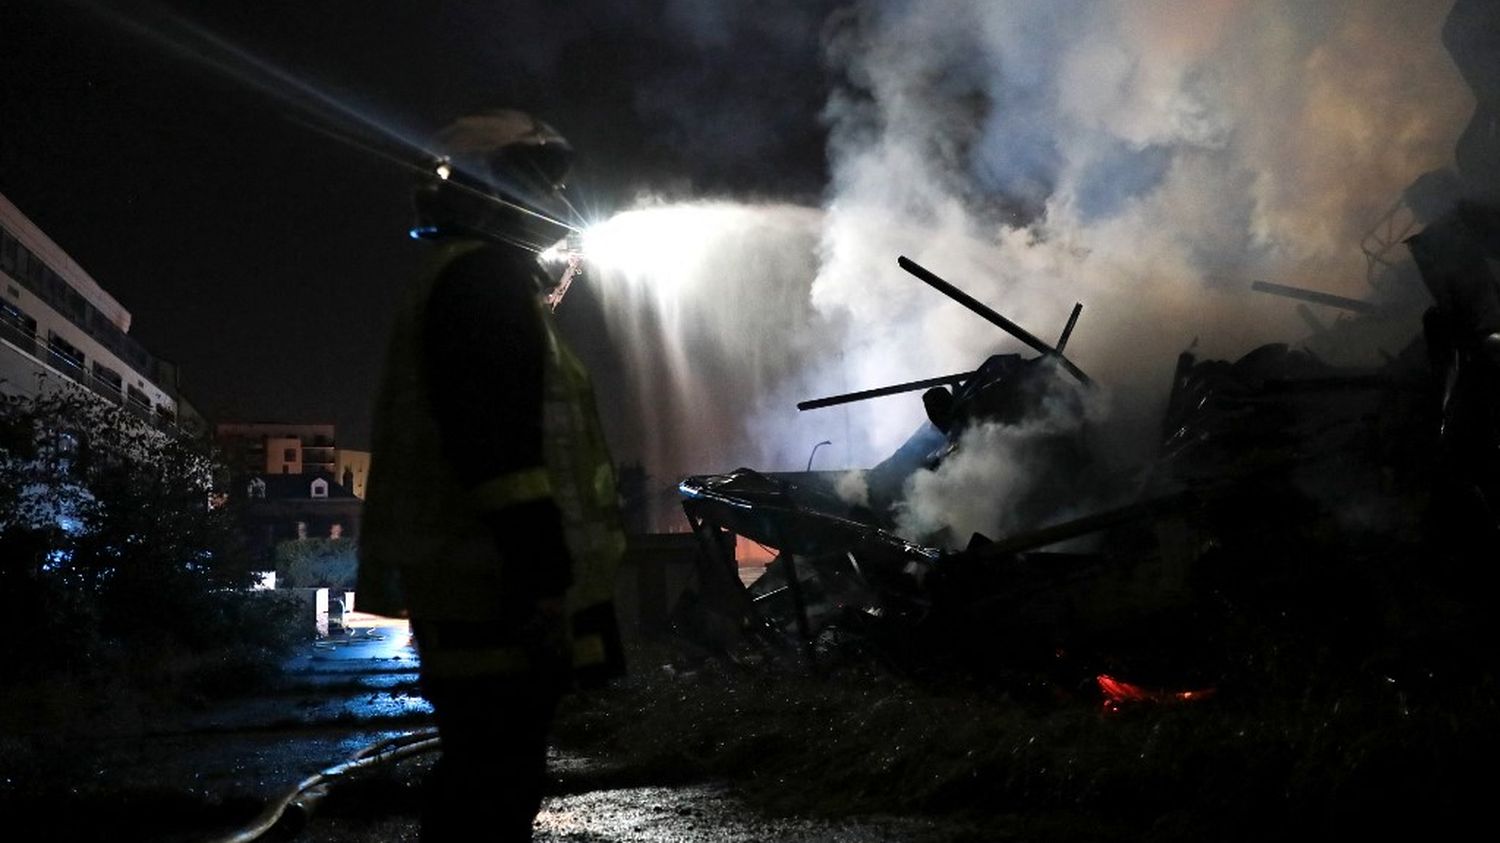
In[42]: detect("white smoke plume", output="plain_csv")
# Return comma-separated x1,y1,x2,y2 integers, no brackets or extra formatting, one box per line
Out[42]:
815,0,1467,442
894,375,1105,545
835,469,871,508
583,0,1471,540
813,0,1469,541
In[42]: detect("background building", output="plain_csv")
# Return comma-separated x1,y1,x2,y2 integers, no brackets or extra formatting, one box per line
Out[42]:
216,422,339,477
0,191,200,430
239,471,362,557
215,421,364,560
335,448,370,499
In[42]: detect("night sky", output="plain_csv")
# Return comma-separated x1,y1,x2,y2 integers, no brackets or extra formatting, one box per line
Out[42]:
0,1,833,448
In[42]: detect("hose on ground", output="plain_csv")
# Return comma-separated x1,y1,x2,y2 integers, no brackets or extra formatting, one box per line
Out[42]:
204,728,442,843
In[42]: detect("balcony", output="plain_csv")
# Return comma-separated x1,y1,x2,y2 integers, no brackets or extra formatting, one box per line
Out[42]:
1,319,177,432
123,398,153,423
302,444,336,468
84,371,124,404
0,316,41,359
42,343,86,380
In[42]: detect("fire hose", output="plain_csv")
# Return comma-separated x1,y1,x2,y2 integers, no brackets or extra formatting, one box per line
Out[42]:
204,728,442,843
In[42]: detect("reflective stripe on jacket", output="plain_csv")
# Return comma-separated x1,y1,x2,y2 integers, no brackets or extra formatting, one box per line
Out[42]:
358,238,625,678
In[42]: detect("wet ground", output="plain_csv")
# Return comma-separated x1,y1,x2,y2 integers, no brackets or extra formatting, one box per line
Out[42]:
299,777,993,842
51,618,990,842
19,607,1488,841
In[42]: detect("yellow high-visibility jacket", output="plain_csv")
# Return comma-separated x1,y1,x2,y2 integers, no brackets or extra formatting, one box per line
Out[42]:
358,238,625,680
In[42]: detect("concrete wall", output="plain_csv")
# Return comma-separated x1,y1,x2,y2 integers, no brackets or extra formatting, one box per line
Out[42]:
333,534,703,639
615,533,701,637
317,530,704,645
275,586,331,638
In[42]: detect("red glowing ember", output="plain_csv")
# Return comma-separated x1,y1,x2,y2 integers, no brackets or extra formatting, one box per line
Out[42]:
1096,674,1215,713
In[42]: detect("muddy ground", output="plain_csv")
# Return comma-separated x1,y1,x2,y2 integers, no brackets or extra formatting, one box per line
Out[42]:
4,612,1499,842
0,623,999,842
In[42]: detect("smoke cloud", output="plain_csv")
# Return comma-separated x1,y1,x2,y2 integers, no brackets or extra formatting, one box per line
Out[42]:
814,0,1467,440
894,375,1102,545
583,0,1470,540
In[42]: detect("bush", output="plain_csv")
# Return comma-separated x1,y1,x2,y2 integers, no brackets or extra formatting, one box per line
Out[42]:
274,537,359,589
0,388,301,701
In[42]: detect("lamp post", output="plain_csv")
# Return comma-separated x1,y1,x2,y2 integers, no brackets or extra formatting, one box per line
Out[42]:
806,439,832,472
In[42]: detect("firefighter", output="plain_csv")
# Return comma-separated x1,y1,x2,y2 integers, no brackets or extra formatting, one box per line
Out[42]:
1407,196,1500,542
1403,0,1500,543
358,109,626,842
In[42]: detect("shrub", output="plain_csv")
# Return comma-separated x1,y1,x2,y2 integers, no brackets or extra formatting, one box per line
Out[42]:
0,387,301,697
274,537,359,589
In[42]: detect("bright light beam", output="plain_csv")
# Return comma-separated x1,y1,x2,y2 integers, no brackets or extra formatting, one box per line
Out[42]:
70,0,584,238
74,0,426,155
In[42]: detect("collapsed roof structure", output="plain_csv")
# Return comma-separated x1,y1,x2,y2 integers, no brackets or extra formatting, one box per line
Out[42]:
670,0,1499,699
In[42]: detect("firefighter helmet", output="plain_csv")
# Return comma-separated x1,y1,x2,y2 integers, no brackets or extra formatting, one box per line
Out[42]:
412,109,576,249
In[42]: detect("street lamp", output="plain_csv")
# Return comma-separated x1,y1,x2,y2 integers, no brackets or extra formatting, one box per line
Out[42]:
806,440,832,472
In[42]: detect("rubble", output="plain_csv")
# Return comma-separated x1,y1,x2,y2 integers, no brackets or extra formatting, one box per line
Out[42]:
669,0,1500,695
674,248,1493,699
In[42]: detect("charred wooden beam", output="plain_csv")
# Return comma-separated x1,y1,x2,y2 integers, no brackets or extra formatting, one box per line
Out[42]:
1296,303,1329,335
798,371,971,412
898,256,1092,385
1250,280,1383,315
969,491,1197,559
899,256,1054,353
1056,302,1083,353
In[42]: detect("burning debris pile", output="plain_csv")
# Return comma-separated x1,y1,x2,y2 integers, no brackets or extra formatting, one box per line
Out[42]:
654,0,1500,703
672,247,1494,700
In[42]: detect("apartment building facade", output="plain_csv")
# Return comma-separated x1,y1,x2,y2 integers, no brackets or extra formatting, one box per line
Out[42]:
0,191,191,429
